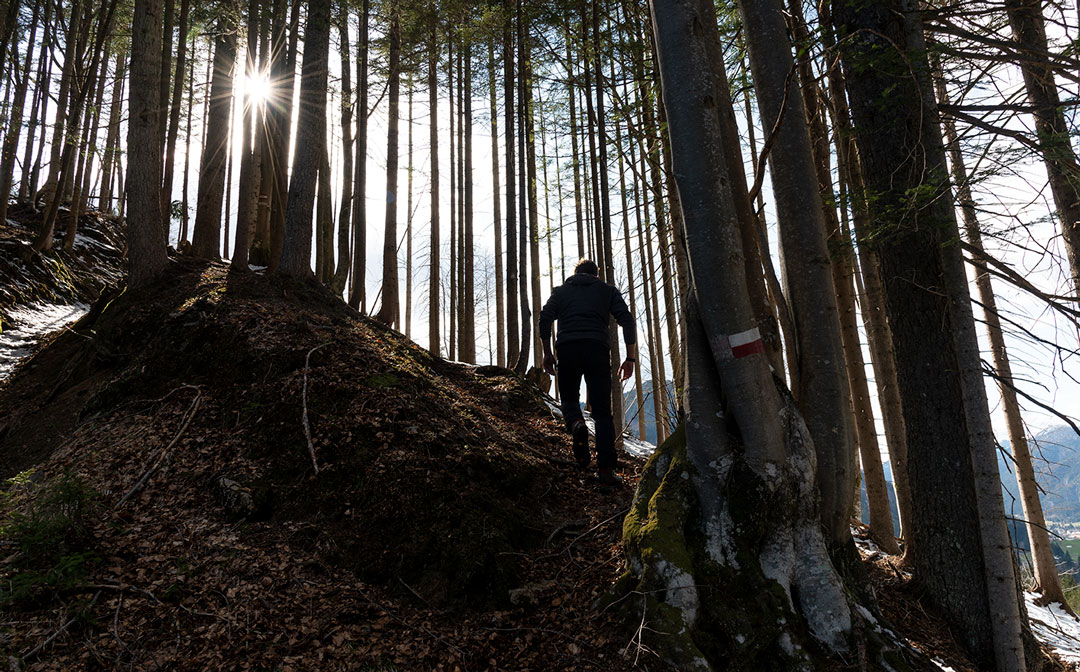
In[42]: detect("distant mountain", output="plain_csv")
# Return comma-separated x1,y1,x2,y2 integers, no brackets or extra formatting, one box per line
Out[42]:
1001,425,1080,526
622,379,676,445
863,425,1080,546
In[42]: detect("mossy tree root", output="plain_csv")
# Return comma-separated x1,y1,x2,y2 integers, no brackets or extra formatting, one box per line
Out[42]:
613,416,929,671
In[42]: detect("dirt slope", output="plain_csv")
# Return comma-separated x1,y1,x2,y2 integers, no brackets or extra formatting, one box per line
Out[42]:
0,259,645,670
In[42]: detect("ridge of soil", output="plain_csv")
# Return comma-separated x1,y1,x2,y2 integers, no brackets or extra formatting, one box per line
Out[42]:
0,259,647,670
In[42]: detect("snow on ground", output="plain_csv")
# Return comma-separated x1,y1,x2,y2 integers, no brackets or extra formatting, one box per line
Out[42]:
1026,592,1080,664
541,392,657,459
0,302,88,381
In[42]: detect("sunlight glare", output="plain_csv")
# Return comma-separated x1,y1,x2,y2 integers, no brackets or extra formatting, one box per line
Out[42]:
239,72,272,105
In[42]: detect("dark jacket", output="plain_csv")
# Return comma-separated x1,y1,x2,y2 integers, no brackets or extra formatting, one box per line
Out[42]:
538,273,636,348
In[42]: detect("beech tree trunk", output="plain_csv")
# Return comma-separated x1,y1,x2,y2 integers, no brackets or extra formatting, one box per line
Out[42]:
616,3,914,668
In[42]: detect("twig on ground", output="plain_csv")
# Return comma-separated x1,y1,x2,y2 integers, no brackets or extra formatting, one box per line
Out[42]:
19,590,103,664
546,520,587,546
302,343,330,474
116,388,201,507
112,594,134,662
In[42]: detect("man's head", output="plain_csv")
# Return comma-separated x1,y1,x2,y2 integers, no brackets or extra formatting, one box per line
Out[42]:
574,258,599,276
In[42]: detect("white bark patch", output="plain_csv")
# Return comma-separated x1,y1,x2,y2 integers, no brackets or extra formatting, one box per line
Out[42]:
759,525,795,605
654,558,700,626
793,521,852,652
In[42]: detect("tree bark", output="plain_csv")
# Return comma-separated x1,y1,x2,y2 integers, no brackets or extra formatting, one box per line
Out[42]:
231,0,261,271
503,0,518,370
162,0,190,242
1005,0,1080,299
936,64,1070,609
488,40,504,367
279,0,331,277
348,0,369,309
427,15,440,354
331,2,353,293
191,20,237,260
832,1,1030,668
375,5,400,324
127,0,170,288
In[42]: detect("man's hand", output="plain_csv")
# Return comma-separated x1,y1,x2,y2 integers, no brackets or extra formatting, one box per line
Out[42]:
543,353,557,376
619,359,634,382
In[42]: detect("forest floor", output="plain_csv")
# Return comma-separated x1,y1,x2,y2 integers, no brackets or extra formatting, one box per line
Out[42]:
0,229,1074,670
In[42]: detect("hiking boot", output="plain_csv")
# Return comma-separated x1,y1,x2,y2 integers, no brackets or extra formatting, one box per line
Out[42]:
597,468,624,488
571,419,591,469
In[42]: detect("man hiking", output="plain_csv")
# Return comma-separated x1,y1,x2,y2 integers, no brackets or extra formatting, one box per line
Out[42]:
539,259,636,487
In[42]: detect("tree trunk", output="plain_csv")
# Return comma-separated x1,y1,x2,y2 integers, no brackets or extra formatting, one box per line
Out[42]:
488,40,504,367
191,20,237,259
375,5,400,324
461,41,475,362
617,3,895,668
127,0,170,288
427,16,440,354
231,0,261,271
819,8,914,551
331,2,353,293
936,65,1071,609
0,0,41,224
20,0,54,207
348,0,369,309
279,0,330,277
99,50,125,212
405,77,414,337
832,1,1031,668
163,0,191,243
513,0,530,375
268,0,301,272
503,0,518,370
1005,0,1080,299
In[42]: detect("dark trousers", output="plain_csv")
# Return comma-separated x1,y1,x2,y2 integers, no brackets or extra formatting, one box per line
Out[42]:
557,339,616,469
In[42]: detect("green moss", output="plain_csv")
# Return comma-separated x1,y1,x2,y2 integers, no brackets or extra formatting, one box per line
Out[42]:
363,372,400,389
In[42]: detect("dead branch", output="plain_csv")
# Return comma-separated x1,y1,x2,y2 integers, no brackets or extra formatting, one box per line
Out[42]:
17,590,103,665
116,388,201,507
302,343,330,474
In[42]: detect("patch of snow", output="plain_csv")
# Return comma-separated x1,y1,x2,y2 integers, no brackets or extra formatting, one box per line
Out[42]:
622,433,655,458
0,302,88,381
249,265,268,274
540,392,658,459
1025,592,1080,663
931,657,957,671
72,233,112,251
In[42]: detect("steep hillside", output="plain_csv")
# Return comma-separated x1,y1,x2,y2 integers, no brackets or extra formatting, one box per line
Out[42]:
0,260,644,670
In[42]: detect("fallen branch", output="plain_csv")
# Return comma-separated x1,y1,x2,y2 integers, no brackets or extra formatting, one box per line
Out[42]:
116,388,201,507
17,590,103,665
302,343,330,474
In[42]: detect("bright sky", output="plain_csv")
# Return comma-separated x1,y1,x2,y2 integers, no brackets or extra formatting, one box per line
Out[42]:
9,8,1077,452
